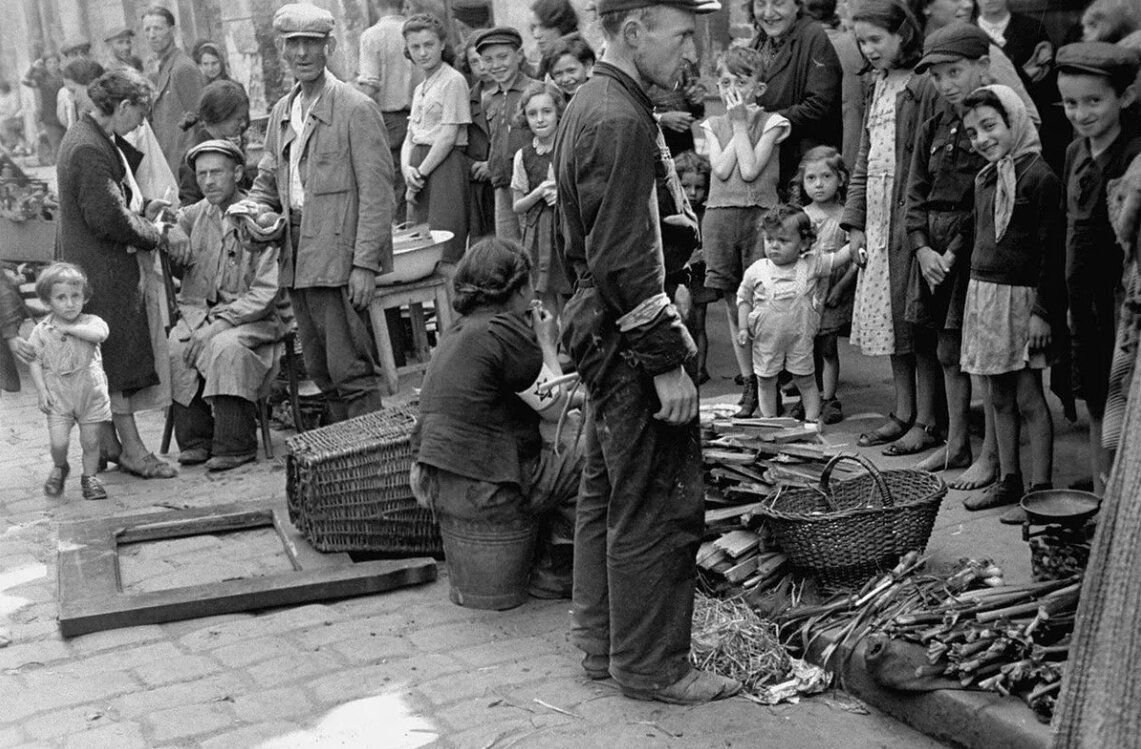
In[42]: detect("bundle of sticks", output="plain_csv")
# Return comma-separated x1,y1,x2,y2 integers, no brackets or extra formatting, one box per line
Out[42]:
776,554,1079,721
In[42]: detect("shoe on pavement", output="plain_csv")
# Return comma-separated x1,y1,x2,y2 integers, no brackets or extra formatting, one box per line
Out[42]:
621,668,742,705
44,463,70,497
821,397,844,425
178,447,210,465
582,653,610,680
81,474,108,501
205,453,256,472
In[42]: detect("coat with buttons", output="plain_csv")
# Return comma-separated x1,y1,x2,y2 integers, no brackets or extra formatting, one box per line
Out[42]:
841,72,939,354
149,47,204,176
249,75,395,289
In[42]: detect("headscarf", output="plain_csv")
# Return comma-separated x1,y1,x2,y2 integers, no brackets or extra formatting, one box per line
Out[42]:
973,84,1041,242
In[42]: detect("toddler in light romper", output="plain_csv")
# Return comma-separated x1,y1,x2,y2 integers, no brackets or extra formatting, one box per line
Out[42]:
737,205,860,421
27,262,112,500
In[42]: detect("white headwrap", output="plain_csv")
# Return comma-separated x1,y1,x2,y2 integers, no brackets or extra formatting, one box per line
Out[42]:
972,84,1041,242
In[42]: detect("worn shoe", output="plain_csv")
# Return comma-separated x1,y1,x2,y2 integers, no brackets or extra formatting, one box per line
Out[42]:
734,376,758,418
1000,483,1052,525
622,668,742,705
205,452,257,472
821,397,844,425
178,447,210,466
81,474,108,501
963,473,1023,511
582,653,610,680
43,463,69,497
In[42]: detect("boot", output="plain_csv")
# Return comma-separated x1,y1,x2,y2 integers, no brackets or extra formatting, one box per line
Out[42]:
734,376,758,418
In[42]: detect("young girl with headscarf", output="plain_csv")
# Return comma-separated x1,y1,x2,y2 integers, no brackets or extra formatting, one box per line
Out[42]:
958,84,1065,517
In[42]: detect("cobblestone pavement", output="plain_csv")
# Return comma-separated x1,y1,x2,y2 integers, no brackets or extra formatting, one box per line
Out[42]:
0,350,954,748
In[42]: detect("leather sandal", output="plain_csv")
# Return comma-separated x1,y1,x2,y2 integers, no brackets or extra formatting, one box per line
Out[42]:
118,452,177,479
858,413,912,447
882,423,943,456
43,463,69,497
621,668,742,705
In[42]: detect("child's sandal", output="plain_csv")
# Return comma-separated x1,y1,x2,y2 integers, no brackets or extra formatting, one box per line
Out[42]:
44,463,69,497
81,475,108,501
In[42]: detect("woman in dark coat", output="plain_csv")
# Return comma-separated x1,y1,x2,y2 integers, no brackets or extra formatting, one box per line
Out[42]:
56,68,176,479
749,0,845,190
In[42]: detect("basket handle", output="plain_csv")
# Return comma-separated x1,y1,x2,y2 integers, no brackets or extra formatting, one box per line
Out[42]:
819,453,894,509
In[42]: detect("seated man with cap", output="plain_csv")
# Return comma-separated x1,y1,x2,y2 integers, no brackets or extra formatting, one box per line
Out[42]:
105,26,143,72
166,139,284,471
474,26,536,243
249,2,393,424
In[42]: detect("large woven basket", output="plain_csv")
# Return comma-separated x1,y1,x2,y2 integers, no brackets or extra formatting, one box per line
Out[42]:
757,454,946,588
286,404,442,555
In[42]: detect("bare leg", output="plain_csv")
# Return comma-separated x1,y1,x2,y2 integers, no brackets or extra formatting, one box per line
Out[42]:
99,420,121,460
818,334,839,401
724,293,751,379
112,413,151,463
693,303,709,378
891,353,917,423
917,361,973,471
889,344,942,453
793,373,821,422
1015,369,1053,487
78,423,102,477
950,378,1000,489
49,420,71,468
988,372,1021,479
757,375,779,418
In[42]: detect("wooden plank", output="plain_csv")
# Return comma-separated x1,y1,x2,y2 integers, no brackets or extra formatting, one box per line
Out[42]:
59,558,437,637
753,442,838,462
703,449,755,465
758,426,821,444
704,502,765,524
713,530,759,558
116,509,274,544
724,555,759,583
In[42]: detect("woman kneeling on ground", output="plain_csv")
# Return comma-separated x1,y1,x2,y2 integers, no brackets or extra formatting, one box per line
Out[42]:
411,237,583,607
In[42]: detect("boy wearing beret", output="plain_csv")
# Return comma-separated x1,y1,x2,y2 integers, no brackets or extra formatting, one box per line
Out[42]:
1057,42,1141,491
476,27,537,243
554,0,740,705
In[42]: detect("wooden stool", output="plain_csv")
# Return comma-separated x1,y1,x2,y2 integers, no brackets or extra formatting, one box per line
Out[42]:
367,272,454,395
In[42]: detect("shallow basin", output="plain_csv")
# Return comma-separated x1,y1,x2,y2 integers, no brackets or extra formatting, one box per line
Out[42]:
376,227,453,286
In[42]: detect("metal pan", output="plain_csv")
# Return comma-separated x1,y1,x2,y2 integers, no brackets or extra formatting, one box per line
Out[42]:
1020,489,1101,526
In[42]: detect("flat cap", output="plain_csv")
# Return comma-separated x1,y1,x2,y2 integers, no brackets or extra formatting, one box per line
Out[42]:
60,37,91,55
186,139,245,169
1056,41,1140,77
595,0,721,15
473,26,524,52
272,3,335,39
915,22,991,72
103,26,135,42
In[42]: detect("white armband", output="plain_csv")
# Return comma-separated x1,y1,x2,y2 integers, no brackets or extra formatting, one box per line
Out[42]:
517,361,562,413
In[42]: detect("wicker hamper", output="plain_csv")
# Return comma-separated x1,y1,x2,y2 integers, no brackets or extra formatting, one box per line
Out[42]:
757,454,946,588
286,404,443,555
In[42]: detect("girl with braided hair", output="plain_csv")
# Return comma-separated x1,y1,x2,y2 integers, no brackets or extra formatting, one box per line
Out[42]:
411,238,583,609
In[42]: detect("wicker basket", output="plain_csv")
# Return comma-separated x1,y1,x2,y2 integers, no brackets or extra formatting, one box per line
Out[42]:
757,454,946,588
286,404,442,555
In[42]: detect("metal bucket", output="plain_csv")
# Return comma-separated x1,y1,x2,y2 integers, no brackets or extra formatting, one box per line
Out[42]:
436,514,537,610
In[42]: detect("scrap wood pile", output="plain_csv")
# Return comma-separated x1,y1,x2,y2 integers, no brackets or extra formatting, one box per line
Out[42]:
698,405,860,594
774,553,1080,722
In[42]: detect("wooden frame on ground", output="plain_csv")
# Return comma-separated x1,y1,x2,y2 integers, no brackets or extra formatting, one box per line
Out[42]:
57,500,437,637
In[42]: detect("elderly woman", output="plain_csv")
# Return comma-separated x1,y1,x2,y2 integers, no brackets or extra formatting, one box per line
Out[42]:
56,68,176,479
749,0,844,188
412,238,583,609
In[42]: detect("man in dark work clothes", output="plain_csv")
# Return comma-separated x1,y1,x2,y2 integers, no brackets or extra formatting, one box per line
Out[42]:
553,0,742,704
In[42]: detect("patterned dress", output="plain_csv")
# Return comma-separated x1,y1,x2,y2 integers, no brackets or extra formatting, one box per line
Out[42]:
850,70,910,357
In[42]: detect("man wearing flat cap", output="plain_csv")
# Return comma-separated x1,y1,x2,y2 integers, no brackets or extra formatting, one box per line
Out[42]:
105,26,144,72
553,0,741,705
249,3,394,423
166,140,283,471
475,26,536,242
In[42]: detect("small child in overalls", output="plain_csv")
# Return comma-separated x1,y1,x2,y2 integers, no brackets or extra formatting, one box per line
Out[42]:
737,205,860,421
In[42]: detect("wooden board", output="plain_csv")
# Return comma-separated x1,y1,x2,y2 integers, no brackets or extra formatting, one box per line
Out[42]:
57,501,437,638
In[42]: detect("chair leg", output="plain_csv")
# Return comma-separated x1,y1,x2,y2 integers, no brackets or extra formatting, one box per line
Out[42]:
160,405,175,455
284,335,305,433
258,397,274,459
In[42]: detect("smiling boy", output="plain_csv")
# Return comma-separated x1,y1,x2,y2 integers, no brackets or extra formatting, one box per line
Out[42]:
1056,42,1141,492
476,27,537,243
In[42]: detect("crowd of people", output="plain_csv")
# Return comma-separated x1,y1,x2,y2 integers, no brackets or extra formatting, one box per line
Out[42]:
1,0,1140,710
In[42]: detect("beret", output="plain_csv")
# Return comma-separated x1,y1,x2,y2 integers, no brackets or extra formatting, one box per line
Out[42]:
186,139,245,169
272,3,335,39
595,0,721,14
1056,42,1140,77
103,26,135,42
473,26,523,52
915,22,991,73
61,38,91,55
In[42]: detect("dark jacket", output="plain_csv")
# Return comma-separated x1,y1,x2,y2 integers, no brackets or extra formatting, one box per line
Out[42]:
178,124,253,207
752,15,844,188
842,72,940,354
553,62,695,386
0,270,24,393
56,114,164,393
149,47,205,175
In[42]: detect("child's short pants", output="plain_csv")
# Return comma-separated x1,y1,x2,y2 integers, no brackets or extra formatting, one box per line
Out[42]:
45,368,112,427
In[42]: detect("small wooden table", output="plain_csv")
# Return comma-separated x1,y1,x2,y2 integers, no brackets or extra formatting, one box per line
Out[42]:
367,271,453,395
